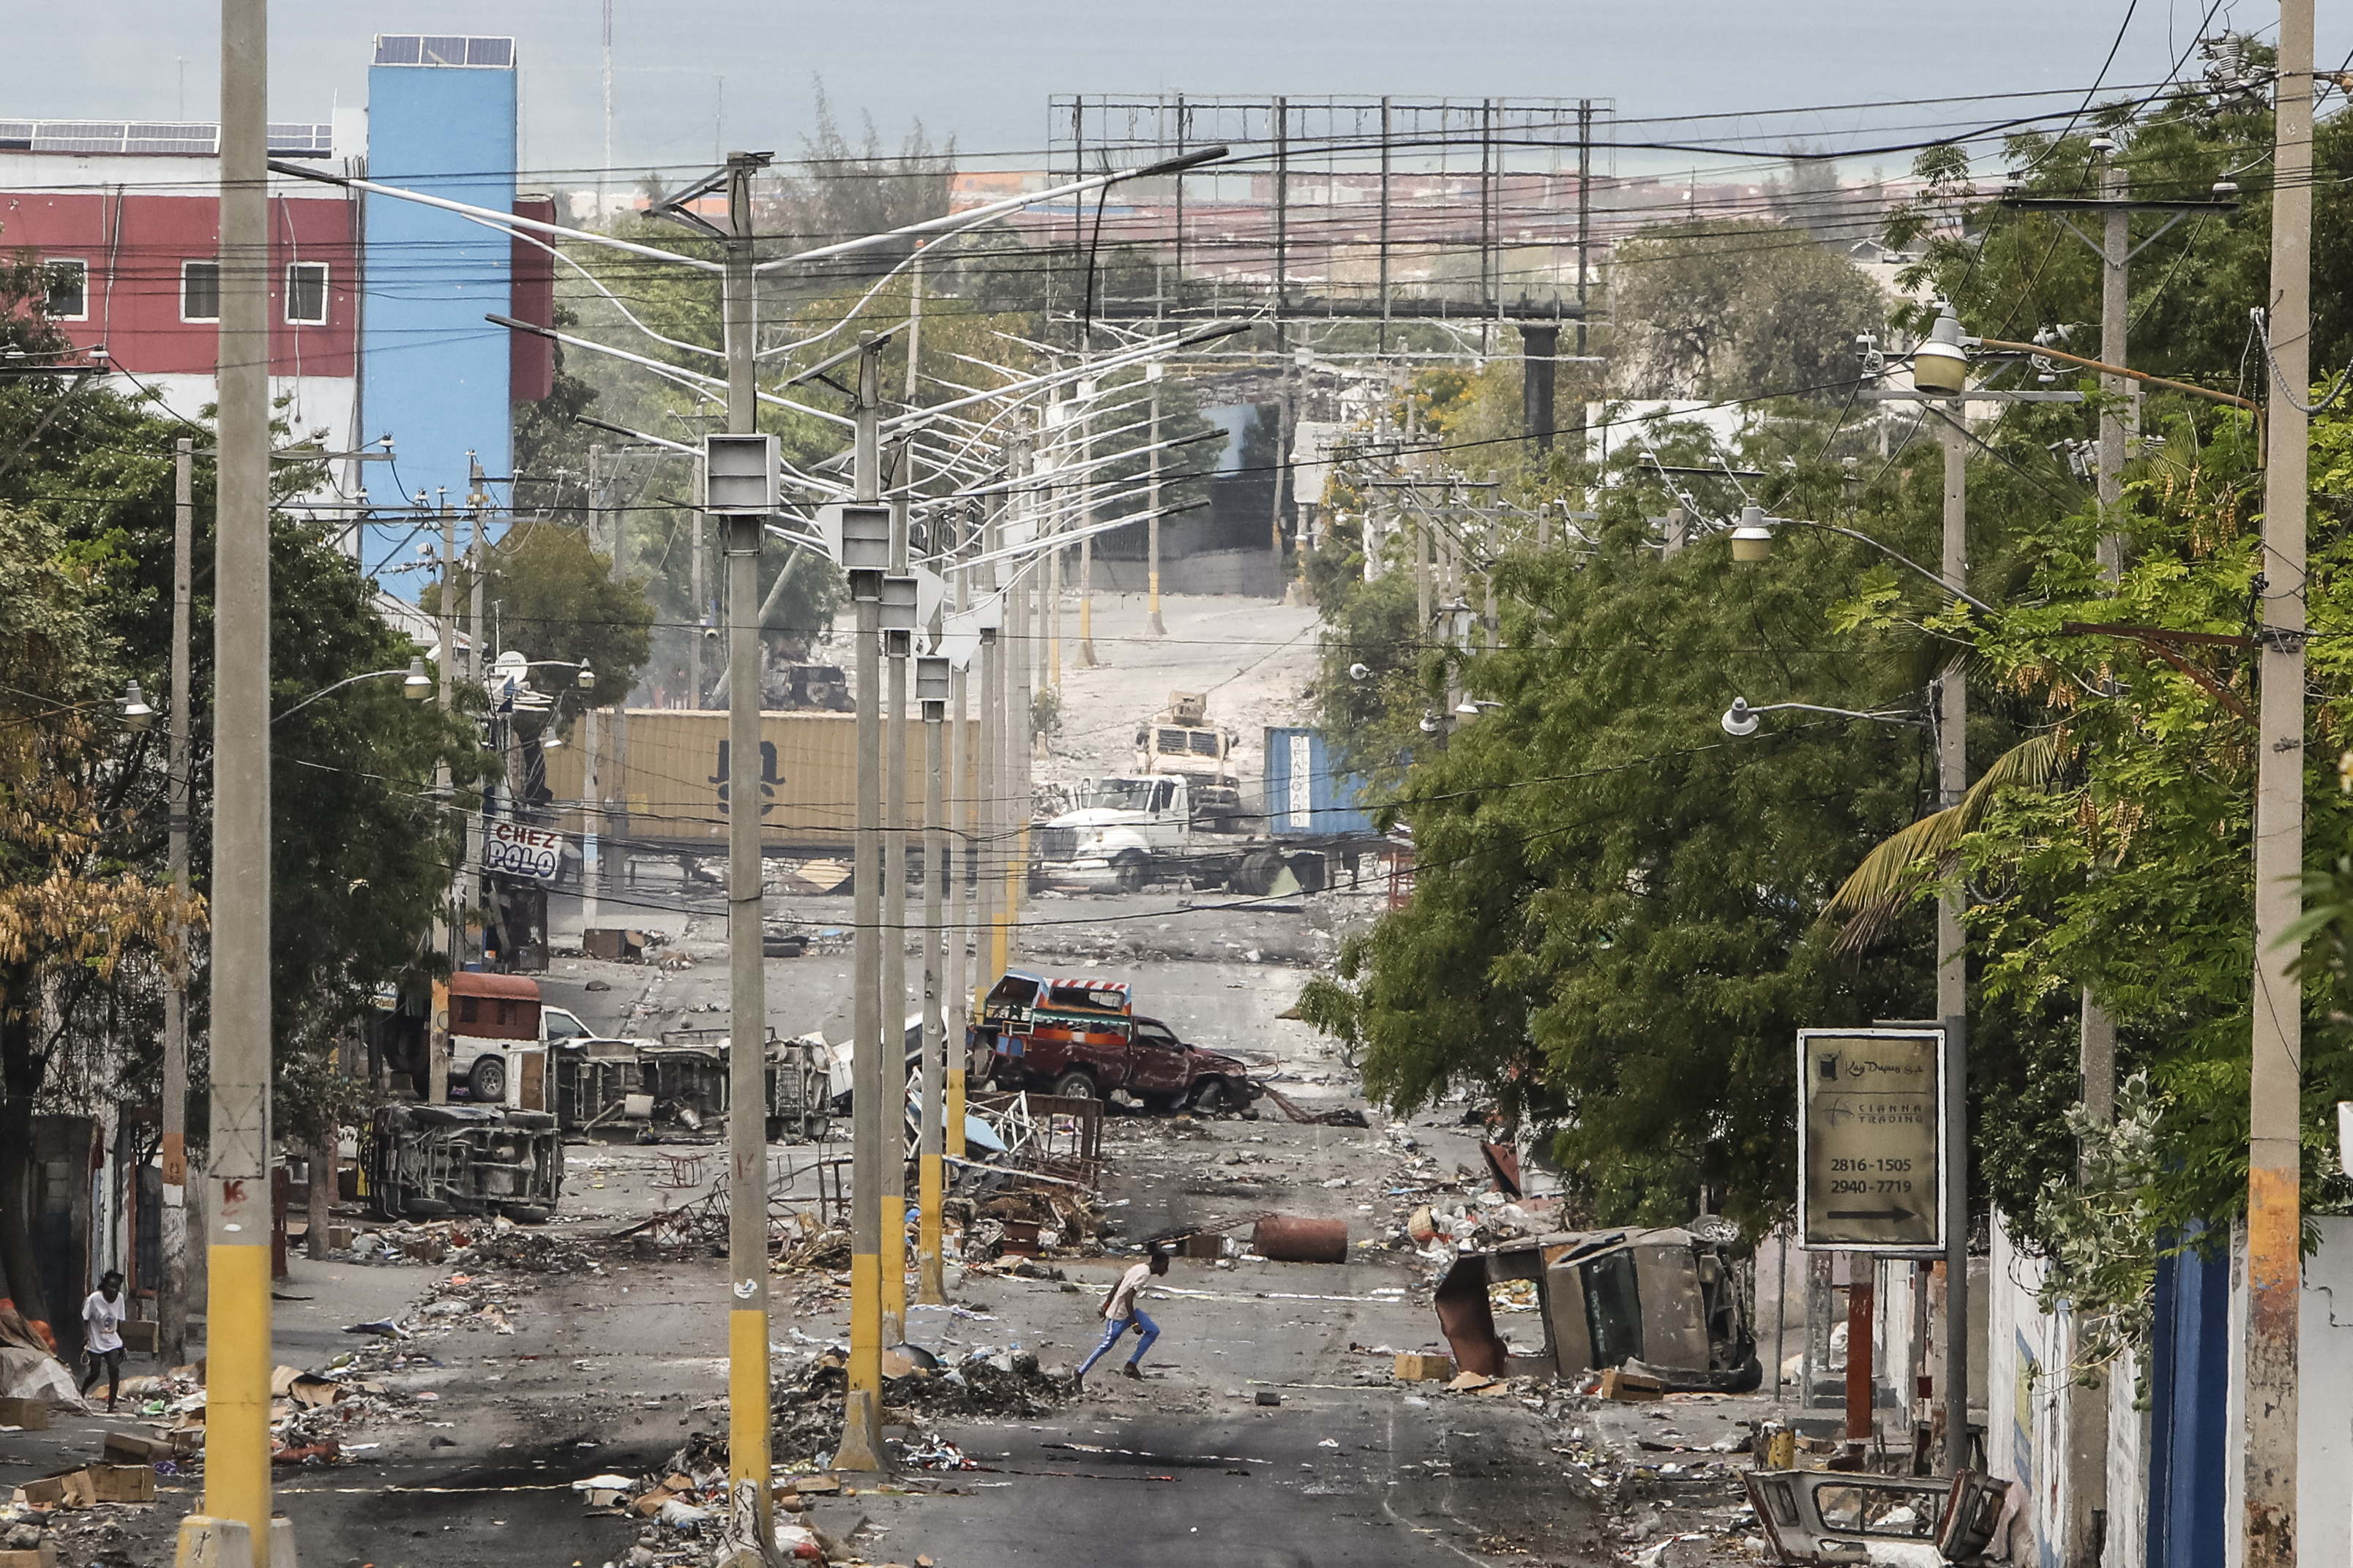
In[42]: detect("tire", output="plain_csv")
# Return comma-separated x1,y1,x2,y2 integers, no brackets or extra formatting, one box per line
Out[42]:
1050,1070,1098,1101
403,1196,454,1216
501,1204,553,1226
1112,853,1150,893
1190,1078,1228,1114
468,1054,507,1104
1233,849,1283,897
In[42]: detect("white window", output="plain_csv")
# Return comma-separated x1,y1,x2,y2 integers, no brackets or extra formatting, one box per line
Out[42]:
284,261,329,326
179,260,220,323
42,259,87,320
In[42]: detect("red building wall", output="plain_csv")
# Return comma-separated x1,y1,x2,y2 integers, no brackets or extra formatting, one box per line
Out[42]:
0,190,358,375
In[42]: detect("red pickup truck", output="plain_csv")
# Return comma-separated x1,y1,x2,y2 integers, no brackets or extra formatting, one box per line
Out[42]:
968,969,1258,1113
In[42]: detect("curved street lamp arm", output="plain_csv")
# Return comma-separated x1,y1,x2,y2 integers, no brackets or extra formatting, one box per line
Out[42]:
1747,700,1926,727
1781,517,2003,618
272,667,406,724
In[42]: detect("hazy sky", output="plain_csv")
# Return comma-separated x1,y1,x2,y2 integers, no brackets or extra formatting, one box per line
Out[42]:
12,3,2345,181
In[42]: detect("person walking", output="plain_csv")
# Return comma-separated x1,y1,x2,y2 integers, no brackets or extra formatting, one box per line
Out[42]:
1074,1247,1168,1389
79,1272,127,1413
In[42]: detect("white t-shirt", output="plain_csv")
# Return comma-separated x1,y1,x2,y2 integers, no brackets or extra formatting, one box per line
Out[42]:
82,1291,125,1354
1104,1262,1152,1321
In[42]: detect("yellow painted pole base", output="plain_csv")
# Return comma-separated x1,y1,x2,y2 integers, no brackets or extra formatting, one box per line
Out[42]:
202,1245,272,1553
916,1152,946,1305
946,1066,968,1160
880,1194,907,1343
726,1308,771,1545
835,1388,885,1474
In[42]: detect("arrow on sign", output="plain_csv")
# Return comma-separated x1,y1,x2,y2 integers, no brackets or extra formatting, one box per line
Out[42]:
1828,1206,1916,1222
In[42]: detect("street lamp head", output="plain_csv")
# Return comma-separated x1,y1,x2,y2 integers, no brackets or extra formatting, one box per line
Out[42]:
1720,697,1760,738
2213,178,2240,197
575,658,596,690
1911,304,1970,397
1729,503,1775,563
121,679,154,730
403,656,433,700
1347,662,1373,681
1418,709,1442,736
2088,132,2117,156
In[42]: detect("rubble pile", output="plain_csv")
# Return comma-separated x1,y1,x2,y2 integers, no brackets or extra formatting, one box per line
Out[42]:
343,1213,601,1272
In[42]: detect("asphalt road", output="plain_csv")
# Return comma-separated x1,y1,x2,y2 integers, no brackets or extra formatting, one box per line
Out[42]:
1,907,1611,1568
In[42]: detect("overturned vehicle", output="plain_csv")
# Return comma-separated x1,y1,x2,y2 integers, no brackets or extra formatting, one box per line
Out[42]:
1434,1225,1761,1391
363,1104,562,1223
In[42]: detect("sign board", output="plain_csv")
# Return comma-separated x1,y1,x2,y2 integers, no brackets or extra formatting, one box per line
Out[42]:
1797,1027,1945,1253
485,819,566,881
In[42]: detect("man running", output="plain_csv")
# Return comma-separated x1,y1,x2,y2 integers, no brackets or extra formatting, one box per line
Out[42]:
79,1272,127,1413
1074,1248,1169,1389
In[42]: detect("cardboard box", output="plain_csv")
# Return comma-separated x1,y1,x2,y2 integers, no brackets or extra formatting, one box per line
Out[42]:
1598,1368,1665,1402
117,1321,159,1354
1393,1353,1455,1382
86,1465,155,1504
0,1397,50,1430
102,1431,175,1465
19,1469,95,1509
0,1542,60,1568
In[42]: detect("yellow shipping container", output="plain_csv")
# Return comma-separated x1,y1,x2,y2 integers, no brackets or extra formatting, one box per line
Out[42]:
542,708,981,851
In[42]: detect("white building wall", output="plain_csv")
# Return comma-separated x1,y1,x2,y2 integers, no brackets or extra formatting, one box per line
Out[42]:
1988,1211,2067,1568
2104,1346,2150,1568
2223,1215,2353,1568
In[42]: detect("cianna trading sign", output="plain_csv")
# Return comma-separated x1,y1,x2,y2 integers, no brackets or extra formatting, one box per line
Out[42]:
1797,1028,1945,1253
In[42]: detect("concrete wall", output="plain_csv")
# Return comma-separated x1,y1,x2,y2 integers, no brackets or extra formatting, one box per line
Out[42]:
2224,1215,2353,1568
362,50,517,513
1091,549,1287,599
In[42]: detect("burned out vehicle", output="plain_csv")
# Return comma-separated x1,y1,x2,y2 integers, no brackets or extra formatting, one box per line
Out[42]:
362,1104,562,1223
1434,1225,1760,1389
1743,1469,2015,1565
968,969,1260,1113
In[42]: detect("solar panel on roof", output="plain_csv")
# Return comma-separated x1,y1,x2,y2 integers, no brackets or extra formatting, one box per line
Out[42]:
373,34,421,64
420,36,468,65
465,37,513,67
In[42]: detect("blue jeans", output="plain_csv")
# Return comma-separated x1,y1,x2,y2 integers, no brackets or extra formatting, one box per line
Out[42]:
1077,1309,1160,1376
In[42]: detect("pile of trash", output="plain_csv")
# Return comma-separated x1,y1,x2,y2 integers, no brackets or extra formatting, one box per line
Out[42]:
108,1357,427,1467
343,1214,600,1273
572,1434,843,1566
757,1343,1067,1466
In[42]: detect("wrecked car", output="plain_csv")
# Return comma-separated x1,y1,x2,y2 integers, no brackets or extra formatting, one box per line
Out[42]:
1743,1468,2014,1564
968,969,1260,1112
1434,1225,1760,1390
362,1104,562,1223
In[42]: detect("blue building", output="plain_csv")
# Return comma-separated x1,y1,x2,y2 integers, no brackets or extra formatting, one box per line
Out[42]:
362,34,523,517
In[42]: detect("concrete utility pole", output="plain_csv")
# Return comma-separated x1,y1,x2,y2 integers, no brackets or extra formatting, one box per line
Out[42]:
1078,375,1099,668
2247,4,2313,1561
430,500,457,1103
980,490,1009,986
840,333,889,1475
190,0,277,1555
1146,364,1167,636
883,449,912,1347
717,149,773,1559
916,653,950,1305
948,574,974,1160
1934,407,1970,1482
160,437,193,1370
689,502,706,707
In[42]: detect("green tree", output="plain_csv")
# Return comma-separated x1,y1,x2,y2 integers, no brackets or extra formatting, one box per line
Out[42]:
1606,219,1886,401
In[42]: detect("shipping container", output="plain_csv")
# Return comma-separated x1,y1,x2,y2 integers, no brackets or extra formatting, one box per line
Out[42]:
1261,726,1376,837
542,708,980,852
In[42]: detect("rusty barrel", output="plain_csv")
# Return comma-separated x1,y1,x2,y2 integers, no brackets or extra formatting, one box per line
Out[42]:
1252,1215,1347,1264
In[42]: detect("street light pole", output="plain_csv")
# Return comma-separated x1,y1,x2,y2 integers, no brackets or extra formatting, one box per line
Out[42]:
916,653,950,1305
841,334,890,1474
160,438,193,1371
1147,365,1167,637
194,0,277,1553
2248,5,2313,1561
883,449,912,1348
717,148,774,1561
1934,405,1971,1480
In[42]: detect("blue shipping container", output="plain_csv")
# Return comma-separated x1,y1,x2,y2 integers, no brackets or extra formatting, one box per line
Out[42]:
1262,727,1377,836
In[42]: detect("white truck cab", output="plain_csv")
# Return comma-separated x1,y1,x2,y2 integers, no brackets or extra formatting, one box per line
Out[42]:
1036,775,1230,891
444,969,596,1105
